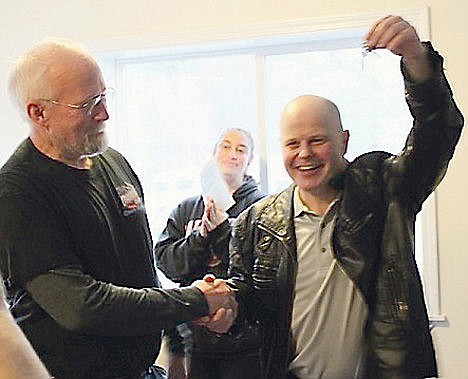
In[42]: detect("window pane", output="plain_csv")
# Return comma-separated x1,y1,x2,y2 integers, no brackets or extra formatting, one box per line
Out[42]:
264,47,412,193
263,46,434,315
101,21,440,317
116,54,258,237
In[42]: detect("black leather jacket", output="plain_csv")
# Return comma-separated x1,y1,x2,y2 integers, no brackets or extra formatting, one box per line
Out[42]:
229,43,464,379
155,176,266,357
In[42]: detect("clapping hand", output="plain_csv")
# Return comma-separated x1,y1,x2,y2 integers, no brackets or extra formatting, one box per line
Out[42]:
199,197,229,237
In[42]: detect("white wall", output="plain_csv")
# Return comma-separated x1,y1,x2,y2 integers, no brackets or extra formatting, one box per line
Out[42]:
1,1,466,377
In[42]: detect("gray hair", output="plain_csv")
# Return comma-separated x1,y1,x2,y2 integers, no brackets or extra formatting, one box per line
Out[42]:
8,37,93,120
214,127,255,164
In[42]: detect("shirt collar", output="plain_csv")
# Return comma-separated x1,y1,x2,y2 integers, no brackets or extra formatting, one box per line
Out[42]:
293,187,340,221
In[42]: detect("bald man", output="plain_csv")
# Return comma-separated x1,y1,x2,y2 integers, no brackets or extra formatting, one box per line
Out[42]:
222,15,464,379
0,38,235,379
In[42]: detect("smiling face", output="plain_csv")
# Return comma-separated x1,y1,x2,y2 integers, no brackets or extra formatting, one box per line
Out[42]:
280,95,349,203
214,129,253,191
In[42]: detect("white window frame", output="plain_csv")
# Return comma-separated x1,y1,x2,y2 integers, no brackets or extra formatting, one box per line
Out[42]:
93,7,445,325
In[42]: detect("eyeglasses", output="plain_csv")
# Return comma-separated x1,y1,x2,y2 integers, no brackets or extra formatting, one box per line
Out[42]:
42,89,111,115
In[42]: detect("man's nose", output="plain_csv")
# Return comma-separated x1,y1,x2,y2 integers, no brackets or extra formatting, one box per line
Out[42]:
94,102,109,121
298,145,312,159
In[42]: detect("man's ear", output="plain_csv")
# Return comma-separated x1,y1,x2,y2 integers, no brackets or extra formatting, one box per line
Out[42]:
26,102,48,127
341,130,350,155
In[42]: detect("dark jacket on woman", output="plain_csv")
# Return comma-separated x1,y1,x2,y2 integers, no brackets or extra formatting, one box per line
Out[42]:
155,176,265,357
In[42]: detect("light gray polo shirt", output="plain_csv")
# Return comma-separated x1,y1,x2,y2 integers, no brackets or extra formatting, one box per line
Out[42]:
288,188,368,379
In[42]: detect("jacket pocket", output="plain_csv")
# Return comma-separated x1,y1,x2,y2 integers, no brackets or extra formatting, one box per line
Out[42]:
252,235,278,290
386,258,410,326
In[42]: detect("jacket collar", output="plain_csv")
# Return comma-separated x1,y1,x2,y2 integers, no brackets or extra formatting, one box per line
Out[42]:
257,184,295,240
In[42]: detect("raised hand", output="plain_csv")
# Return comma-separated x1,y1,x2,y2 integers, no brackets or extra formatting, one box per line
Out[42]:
365,15,432,83
365,15,423,58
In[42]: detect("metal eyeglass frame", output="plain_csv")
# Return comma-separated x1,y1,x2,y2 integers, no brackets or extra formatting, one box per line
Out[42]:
41,89,111,115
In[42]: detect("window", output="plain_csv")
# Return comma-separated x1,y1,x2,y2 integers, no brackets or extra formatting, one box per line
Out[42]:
96,7,444,324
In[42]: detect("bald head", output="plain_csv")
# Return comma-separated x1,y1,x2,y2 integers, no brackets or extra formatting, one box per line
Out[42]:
8,38,99,120
279,95,349,209
280,95,343,139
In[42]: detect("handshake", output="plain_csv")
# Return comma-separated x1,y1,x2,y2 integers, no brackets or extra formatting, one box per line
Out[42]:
192,274,237,334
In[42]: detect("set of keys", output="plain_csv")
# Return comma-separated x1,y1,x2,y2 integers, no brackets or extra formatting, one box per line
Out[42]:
360,41,379,70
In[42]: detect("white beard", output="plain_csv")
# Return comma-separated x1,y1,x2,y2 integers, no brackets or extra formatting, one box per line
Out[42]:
50,130,109,163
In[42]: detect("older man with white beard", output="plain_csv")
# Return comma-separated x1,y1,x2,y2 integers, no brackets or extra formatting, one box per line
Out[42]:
0,38,236,379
